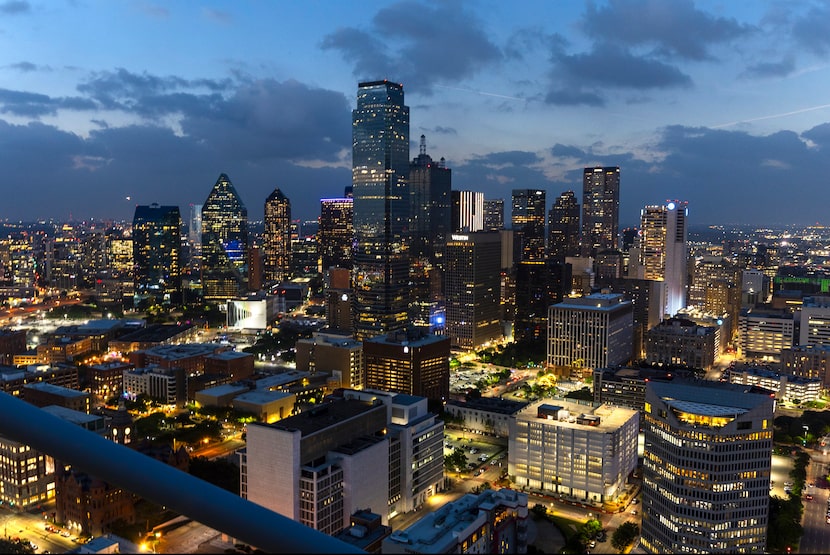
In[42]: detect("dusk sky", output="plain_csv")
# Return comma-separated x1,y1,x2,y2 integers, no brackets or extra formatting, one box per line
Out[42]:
2,0,830,227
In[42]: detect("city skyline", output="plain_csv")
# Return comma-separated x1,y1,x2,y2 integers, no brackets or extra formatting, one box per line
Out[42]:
2,1,830,225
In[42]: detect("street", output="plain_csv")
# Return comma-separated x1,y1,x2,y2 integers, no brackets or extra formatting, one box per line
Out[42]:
799,450,830,554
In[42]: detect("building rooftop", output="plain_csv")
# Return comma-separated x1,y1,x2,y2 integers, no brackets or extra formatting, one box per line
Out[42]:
234,390,294,405
42,405,101,426
24,382,87,397
517,399,638,431
252,371,309,390
648,380,775,412
141,343,221,360
391,393,421,406
197,384,250,398
113,323,196,343
262,398,381,437
446,397,528,415
208,350,252,361
553,293,631,311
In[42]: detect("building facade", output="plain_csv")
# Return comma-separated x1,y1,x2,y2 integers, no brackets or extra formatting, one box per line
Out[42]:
409,135,451,268
638,202,689,318
132,204,182,307
511,189,546,263
644,317,717,372
201,173,249,301
547,190,580,261
640,380,773,554
263,187,291,284
318,197,354,272
352,80,411,341
582,167,620,258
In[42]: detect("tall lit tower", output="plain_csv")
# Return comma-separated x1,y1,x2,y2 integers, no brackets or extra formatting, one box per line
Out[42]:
132,204,181,307
451,190,484,233
639,201,688,318
511,189,546,263
352,80,411,341
318,197,354,272
548,190,580,261
409,134,451,267
582,167,620,257
263,187,291,284
201,173,249,301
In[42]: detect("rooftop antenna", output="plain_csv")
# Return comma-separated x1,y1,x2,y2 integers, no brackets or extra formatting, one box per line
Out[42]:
420,134,427,156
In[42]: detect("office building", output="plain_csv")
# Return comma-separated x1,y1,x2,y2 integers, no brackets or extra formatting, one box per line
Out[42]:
295,331,364,390
582,167,620,257
799,296,830,346
132,204,182,307
201,173,249,301
548,190,580,261
123,366,186,407
383,489,528,554
409,135,451,267
318,197,354,272
593,366,700,412
451,190,484,233
514,260,571,342
640,380,773,554
363,328,450,402
638,202,689,318
727,363,821,403
263,187,291,284
187,203,202,271
335,389,444,515
511,189,546,263
444,232,502,349
547,293,633,377
484,199,505,231
782,344,830,389
739,307,794,360
443,397,528,438
241,397,390,535
509,400,639,503
352,80,411,341
644,317,717,372
605,278,666,360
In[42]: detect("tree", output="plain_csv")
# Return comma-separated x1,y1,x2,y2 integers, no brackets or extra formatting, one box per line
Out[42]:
611,522,639,553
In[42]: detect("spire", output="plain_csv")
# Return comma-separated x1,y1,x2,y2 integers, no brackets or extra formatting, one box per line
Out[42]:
420,134,426,156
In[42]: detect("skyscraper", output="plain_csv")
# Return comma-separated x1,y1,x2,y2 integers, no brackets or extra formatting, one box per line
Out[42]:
483,199,504,231
352,80,410,341
638,201,689,318
450,190,484,232
582,167,620,257
318,197,354,272
132,203,181,307
263,188,291,284
409,134,451,267
640,380,773,554
511,189,546,263
548,190,580,261
201,173,249,301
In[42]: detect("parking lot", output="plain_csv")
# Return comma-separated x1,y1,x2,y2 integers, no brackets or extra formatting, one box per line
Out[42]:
443,431,507,476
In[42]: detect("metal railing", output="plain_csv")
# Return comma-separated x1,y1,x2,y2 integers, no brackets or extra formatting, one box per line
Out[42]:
0,392,362,554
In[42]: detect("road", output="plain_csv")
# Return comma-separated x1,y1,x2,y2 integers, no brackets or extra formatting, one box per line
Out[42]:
799,450,830,554
0,507,81,553
190,435,246,461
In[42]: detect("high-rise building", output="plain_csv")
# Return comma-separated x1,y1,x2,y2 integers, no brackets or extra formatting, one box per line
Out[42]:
263,188,291,284
514,260,571,342
201,173,249,301
187,203,202,271
409,135,451,267
444,232,502,349
640,380,773,554
548,190,580,261
483,199,505,231
511,189,546,263
450,190,484,233
318,197,353,272
363,328,450,402
582,167,620,257
638,202,689,318
547,293,633,377
132,204,182,307
352,80,411,341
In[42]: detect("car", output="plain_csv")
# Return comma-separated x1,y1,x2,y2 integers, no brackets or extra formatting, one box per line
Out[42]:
631,498,639,504
589,540,596,548
631,509,638,515
807,494,814,500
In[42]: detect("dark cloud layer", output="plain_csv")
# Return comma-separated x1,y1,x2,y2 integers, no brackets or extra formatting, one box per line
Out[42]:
321,0,501,93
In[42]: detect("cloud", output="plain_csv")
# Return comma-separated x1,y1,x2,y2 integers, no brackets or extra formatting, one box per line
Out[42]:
581,0,754,61
741,57,796,79
7,61,42,72
321,0,500,93
0,1,29,15
203,8,233,24
792,4,830,56
0,88,97,117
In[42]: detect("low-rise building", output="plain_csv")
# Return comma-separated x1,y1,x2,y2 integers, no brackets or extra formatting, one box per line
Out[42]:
727,363,821,403
232,390,296,423
444,397,528,437
122,366,186,407
644,317,717,372
781,344,830,389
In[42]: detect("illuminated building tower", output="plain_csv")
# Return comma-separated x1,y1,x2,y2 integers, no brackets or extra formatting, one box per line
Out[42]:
444,232,502,349
318,197,354,272
581,167,620,257
511,189,546,263
547,293,633,378
450,190,484,233
188,203,202,272
638,202,689,318
547,190,580,261
363,328,450,402
201,173,249,301
484,199,504,231
640,380,773,554
263,187,291,284
351,80,410,341
132,204,182,307
409,134,451,267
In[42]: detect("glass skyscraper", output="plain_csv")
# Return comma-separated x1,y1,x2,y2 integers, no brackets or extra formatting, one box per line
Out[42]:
132,203,181,307
201,173,248,301
318,197,353,272
263,187,291,284
548,190,580,261
351,80,410,341
511,189,547,263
